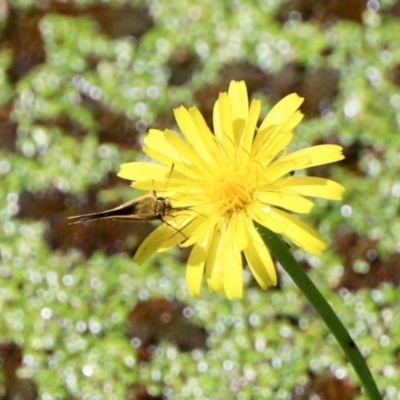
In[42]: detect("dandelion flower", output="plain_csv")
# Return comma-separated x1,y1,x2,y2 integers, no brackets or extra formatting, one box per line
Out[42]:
118,81,344,298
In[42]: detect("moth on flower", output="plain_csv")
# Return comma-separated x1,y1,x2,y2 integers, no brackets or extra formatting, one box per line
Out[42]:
78,81,345,299
68,189,189,226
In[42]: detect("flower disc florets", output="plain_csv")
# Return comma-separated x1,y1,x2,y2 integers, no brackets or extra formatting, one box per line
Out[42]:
211,170,254,216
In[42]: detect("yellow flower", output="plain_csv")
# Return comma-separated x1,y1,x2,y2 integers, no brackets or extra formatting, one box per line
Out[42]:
118,81,344,299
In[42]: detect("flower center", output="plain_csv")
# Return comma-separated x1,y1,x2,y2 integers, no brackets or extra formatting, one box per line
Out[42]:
211,171,253,216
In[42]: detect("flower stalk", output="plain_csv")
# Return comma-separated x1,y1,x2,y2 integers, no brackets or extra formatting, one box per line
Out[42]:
258,225,382,400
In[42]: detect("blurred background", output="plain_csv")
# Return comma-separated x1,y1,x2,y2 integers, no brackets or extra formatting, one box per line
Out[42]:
1,0,400,399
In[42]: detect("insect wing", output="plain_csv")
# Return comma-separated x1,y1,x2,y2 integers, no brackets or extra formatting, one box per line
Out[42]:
67,195,152,223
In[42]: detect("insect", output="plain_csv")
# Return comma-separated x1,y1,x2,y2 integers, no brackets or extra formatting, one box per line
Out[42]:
68,190,187,225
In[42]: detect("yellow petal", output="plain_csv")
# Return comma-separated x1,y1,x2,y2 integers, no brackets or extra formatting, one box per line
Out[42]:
130,177,199,192
247,203,286,234
141,145,175,167
269,208,328,256
173,107,220,165
168,195,208,209
222,242,243,299
143,146,201,181
180,216,218,248
213,92,234,146
205,223,224,294
230,212,249,250
221,217,243,298
257,191,314,213
133,224,173,265
143,129,207,180
259,93,304,130
212,96,223,142
162,130,216,179
241,99,261,154
281,110,304,132
162,203,219,250
228,81,248,121
278,144,345,169
228,81,248,146
144,129,181,161
186,234,209,297
253,130,294,168
244,222,277,289
159,215,212,250
263,154,311,182
270,177,345,200
147,129,189,163
264,145,344,182
156,216,193,252
255,112,301,159
188,107,224,164
118,162,170,181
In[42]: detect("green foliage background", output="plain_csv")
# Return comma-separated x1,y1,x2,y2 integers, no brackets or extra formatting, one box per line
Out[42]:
1,0,400,399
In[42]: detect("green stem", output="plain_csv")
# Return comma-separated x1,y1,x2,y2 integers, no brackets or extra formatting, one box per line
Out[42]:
258,225,382,400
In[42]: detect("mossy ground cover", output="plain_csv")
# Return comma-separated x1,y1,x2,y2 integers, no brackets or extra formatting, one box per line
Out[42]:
1,1,400,399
